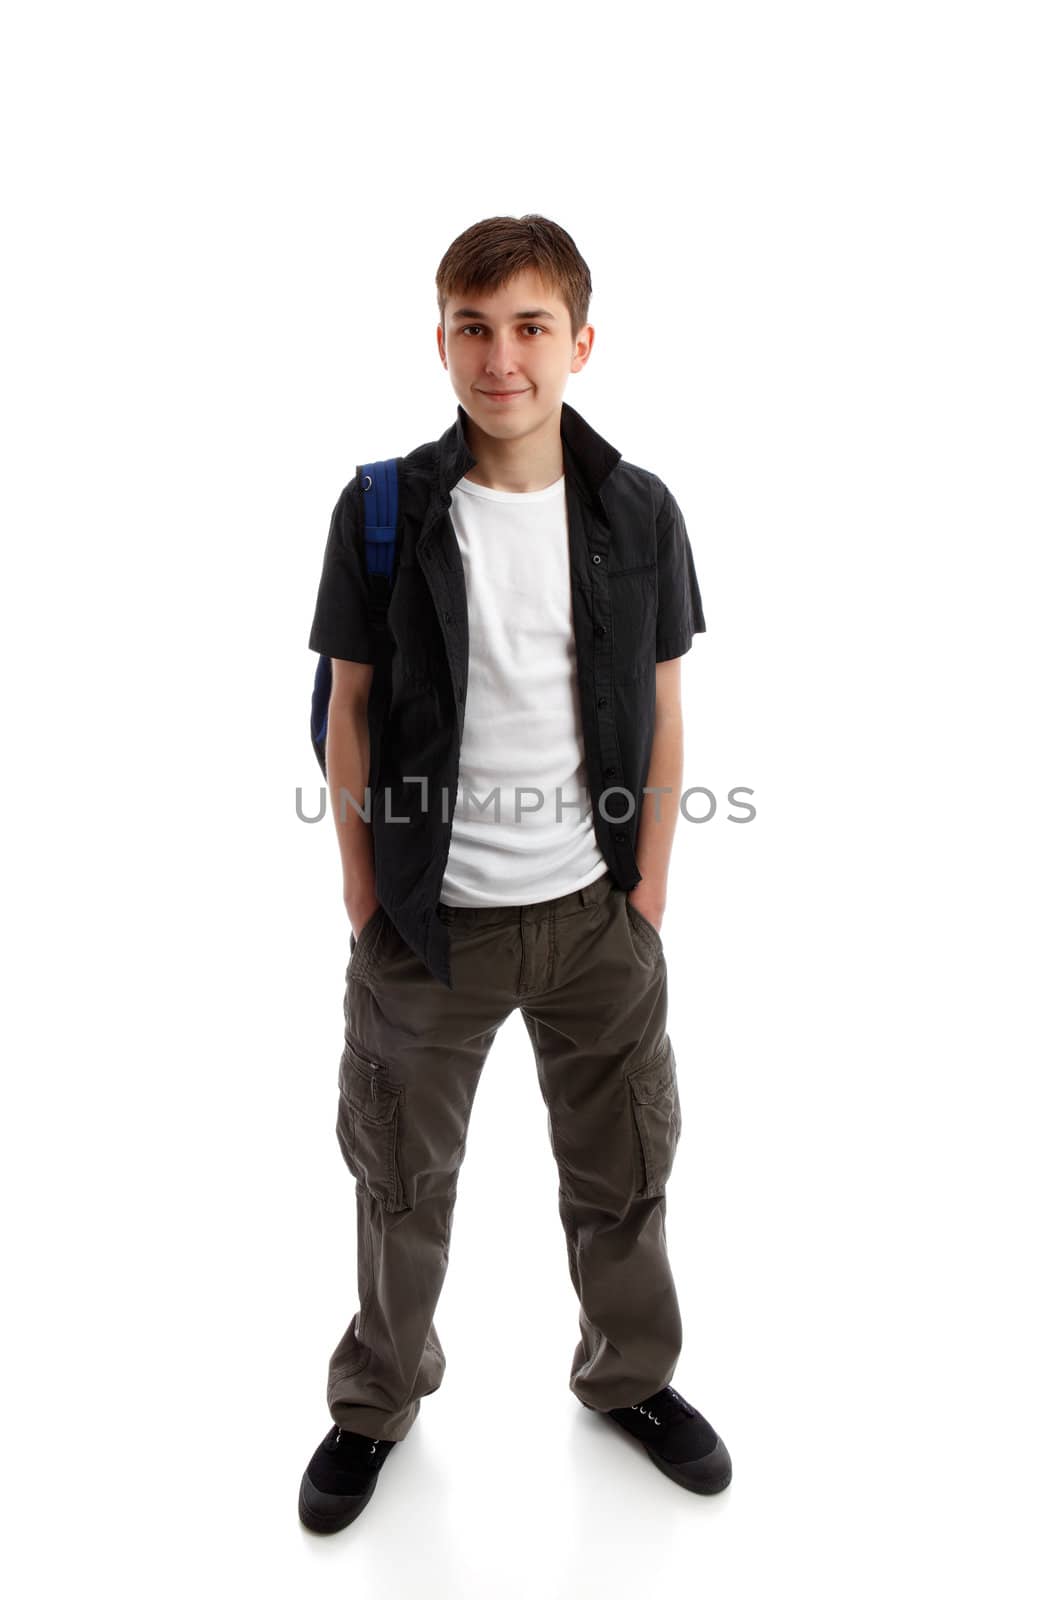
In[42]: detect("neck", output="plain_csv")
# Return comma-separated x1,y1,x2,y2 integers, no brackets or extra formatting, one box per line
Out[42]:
462,405,564,493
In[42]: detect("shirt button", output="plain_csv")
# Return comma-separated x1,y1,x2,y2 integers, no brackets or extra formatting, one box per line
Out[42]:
592,554,601,564
444,610,452,622
595,623,606,636
605,766,617,777
597,696,608,708
614,832,626,842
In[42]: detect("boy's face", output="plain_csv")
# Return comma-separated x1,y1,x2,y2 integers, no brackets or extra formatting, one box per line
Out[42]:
436,266,593,442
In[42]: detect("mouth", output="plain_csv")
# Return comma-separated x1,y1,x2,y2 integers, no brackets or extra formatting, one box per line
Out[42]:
478,388,530,402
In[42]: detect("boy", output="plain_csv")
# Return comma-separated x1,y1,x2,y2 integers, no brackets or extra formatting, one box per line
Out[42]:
299,215,730,1534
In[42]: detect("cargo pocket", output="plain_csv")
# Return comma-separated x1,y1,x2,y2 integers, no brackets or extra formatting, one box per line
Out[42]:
336,1040,411,1212
625,1037,681,1198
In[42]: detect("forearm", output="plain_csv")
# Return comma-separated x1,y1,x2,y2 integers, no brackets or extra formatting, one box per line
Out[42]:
326,702,376,902
633,709,683,916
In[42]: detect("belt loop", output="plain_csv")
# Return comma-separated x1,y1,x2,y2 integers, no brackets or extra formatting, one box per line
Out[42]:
579,873,608,907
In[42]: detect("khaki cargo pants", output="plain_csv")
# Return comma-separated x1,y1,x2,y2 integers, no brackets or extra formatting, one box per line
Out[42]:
328,867,684,1441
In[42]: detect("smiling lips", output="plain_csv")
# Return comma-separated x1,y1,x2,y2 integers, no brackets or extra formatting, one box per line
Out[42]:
480,388,530,401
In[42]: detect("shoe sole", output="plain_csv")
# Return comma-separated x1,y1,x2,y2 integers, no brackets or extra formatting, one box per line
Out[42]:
298,1476,379,1534
642,1437,732,1494
580,1398,732,1494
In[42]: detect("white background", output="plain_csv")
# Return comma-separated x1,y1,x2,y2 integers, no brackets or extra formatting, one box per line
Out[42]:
3,2,1041,1595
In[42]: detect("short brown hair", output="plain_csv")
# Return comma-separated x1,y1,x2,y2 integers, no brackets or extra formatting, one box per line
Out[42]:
435,215,593,344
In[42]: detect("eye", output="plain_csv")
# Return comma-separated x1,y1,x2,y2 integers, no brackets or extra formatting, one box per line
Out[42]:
458,324,548,337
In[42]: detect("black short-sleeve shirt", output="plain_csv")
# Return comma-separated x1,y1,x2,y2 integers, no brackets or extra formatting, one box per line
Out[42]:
654,480,705,661
307,401,706,990
308,477,376,664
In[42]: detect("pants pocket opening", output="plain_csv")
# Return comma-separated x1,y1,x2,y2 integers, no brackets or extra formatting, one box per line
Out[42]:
624,896,664,962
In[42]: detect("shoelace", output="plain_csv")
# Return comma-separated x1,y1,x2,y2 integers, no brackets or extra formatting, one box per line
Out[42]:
626,1385,696,1429
332,1428,379,1456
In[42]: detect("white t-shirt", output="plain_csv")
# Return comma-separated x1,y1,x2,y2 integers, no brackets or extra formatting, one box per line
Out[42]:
438,471,609,908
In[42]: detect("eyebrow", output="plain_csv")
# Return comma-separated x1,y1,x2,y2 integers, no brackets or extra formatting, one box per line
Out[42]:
450,307,557,321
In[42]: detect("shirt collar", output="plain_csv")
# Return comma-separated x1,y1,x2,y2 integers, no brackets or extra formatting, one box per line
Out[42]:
436,399,622,503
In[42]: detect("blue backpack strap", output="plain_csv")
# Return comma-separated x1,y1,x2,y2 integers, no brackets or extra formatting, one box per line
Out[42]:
359,457,399,581
310,457,400,778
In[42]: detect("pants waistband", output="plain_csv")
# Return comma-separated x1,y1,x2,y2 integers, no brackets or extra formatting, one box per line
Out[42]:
436,869,615,928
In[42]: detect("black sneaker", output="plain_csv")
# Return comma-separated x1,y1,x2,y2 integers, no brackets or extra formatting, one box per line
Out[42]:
298,1424,399,1534
589,1384,732,1494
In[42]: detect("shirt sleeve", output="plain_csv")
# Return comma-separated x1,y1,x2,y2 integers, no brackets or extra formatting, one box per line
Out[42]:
654,479,706,661
307,475,377,662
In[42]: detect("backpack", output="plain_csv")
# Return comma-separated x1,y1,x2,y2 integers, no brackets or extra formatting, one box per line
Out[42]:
310,458,401,778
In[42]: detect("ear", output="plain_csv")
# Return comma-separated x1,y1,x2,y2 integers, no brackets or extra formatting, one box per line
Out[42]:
571,323,595,372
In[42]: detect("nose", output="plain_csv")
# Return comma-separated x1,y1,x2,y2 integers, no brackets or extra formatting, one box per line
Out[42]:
484,333,519,378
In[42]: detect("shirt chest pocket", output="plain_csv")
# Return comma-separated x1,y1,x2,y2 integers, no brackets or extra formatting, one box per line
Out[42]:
609,565,657,682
